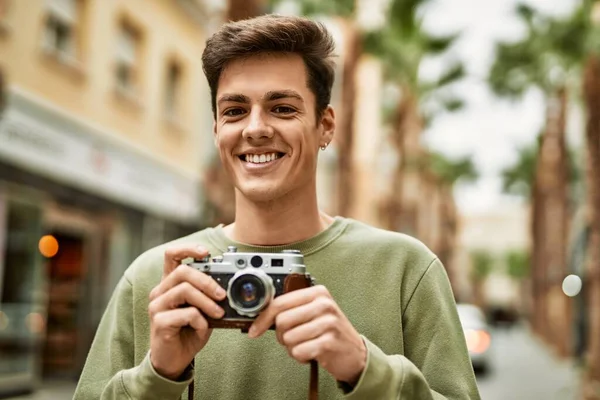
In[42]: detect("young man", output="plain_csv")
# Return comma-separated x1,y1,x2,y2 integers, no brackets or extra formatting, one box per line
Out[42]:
75,15,481,400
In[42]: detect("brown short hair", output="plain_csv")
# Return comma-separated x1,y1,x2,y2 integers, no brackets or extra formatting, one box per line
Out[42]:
202,14,336,119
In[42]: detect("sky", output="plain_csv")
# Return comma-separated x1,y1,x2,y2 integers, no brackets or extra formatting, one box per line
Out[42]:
420,0,581,215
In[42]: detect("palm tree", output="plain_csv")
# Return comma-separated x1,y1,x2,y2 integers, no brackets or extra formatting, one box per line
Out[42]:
427,152,478,287
582,0,600,386
365,0,465,236
488,2,586,355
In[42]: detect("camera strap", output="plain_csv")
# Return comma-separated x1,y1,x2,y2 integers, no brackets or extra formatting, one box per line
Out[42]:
186,359,318,400
309,360,319,400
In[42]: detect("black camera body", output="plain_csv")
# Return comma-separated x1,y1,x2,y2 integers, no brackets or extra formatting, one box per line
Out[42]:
187,246,313,330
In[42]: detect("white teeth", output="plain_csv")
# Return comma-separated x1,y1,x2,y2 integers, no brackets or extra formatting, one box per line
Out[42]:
244,152,280,164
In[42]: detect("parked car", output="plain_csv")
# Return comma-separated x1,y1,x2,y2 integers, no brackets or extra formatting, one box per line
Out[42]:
457,303,492,374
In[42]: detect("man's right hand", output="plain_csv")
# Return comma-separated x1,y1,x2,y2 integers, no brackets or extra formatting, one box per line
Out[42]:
148,245,226,380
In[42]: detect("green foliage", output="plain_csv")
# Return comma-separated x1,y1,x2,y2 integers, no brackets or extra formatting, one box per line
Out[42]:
504,249,530,280
435,63,466,88
501,139,539,199
429,152,478,185
489,1,597,98
423,32,462,55
501,135,582,200
268,0,355,18
470,250,495,280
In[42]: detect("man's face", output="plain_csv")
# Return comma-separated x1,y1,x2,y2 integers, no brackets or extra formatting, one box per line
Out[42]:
214,53,335,203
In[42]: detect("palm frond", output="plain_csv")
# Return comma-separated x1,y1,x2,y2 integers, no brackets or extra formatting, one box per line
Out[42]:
436,62,466,88
429,152,478,184
515,2,536,25
422,32,461,55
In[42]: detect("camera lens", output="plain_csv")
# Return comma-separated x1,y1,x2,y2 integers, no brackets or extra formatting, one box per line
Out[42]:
250,256,263,268
230,275,265,309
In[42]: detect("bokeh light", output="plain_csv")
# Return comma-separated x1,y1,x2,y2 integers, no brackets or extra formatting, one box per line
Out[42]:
38,235,59,258
562,274,582,297
25,313,46,334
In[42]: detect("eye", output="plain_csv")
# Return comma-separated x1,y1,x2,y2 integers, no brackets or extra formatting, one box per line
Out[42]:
272,106,296,115
223,108,246,117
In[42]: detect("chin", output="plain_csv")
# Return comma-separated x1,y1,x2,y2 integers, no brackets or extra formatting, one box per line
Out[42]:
237,183,286,203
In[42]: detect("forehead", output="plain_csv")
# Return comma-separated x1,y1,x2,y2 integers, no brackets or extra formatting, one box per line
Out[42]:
217,53,313,101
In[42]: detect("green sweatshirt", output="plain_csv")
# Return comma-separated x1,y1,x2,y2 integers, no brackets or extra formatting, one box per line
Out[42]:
74,217,481,399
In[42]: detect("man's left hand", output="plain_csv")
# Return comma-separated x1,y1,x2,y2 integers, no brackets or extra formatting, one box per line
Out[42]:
248,285,367,386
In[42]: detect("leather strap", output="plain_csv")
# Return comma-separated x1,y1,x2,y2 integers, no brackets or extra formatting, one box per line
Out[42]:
309,360,319,400
187,360,318,400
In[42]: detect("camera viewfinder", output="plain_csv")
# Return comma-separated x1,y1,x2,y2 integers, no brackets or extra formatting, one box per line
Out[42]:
272,259,284,267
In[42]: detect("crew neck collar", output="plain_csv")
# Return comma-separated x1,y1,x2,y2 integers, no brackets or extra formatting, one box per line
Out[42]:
205,216,349,256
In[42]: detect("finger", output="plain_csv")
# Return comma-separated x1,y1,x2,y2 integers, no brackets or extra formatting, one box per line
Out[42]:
150,264,226,302
163,245,210,277
153,306,208,334
249,285,330,338
280,314,337,348
149,282,225,319
275,296,338,336
290,332,335,364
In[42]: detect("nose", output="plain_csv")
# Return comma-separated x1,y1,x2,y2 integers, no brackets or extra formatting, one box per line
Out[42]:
242,106,274,141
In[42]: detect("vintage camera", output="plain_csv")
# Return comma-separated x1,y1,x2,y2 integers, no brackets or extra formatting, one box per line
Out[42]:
188,246,313,331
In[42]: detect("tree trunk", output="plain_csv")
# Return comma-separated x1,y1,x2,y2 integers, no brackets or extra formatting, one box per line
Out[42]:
227,0,265,21
530,88,570,351
336,24,361,217
386,90,422,233
583,55,600,390
536,87,571,356
438,184,458,290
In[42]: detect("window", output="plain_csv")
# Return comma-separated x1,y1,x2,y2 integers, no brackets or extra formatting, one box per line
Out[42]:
115,23,140,95
164,61,182,118
42,0,79,59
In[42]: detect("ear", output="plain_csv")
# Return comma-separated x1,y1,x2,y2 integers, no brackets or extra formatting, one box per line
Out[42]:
319,105,335,147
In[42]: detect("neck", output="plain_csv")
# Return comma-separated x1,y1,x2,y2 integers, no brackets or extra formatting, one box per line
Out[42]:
224,184,334,245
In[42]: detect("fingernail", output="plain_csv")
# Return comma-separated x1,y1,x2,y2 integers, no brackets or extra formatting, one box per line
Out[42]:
248,325,257,338
215,287,226,298
215,306,224,318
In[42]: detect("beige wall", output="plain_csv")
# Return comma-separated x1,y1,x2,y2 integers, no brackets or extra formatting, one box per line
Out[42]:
454,203,530,304
0,0,211,179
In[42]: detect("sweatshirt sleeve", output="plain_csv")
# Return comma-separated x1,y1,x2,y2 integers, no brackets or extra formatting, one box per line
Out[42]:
73,274,193,400
342,258,481,400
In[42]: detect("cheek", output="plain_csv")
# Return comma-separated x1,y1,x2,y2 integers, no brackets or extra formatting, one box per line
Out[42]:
216,127,238,152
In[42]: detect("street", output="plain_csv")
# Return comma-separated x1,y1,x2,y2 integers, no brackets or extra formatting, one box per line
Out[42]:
477,324,581,400
3,325,581,400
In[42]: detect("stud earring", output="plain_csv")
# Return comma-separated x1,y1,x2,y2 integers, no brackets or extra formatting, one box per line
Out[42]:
320,143,329,151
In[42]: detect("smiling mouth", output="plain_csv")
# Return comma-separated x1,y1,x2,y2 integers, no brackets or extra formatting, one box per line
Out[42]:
239,152,286,164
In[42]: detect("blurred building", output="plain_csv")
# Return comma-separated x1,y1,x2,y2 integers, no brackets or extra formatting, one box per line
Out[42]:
0,0,219,395
454,202,530,308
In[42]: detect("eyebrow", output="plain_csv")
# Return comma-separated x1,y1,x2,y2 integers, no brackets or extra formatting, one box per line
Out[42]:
217,93,251,106
217,90,304,107
263,90,304,102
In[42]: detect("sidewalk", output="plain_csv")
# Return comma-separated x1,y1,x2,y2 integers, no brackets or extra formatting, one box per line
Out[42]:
477,324,581,400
